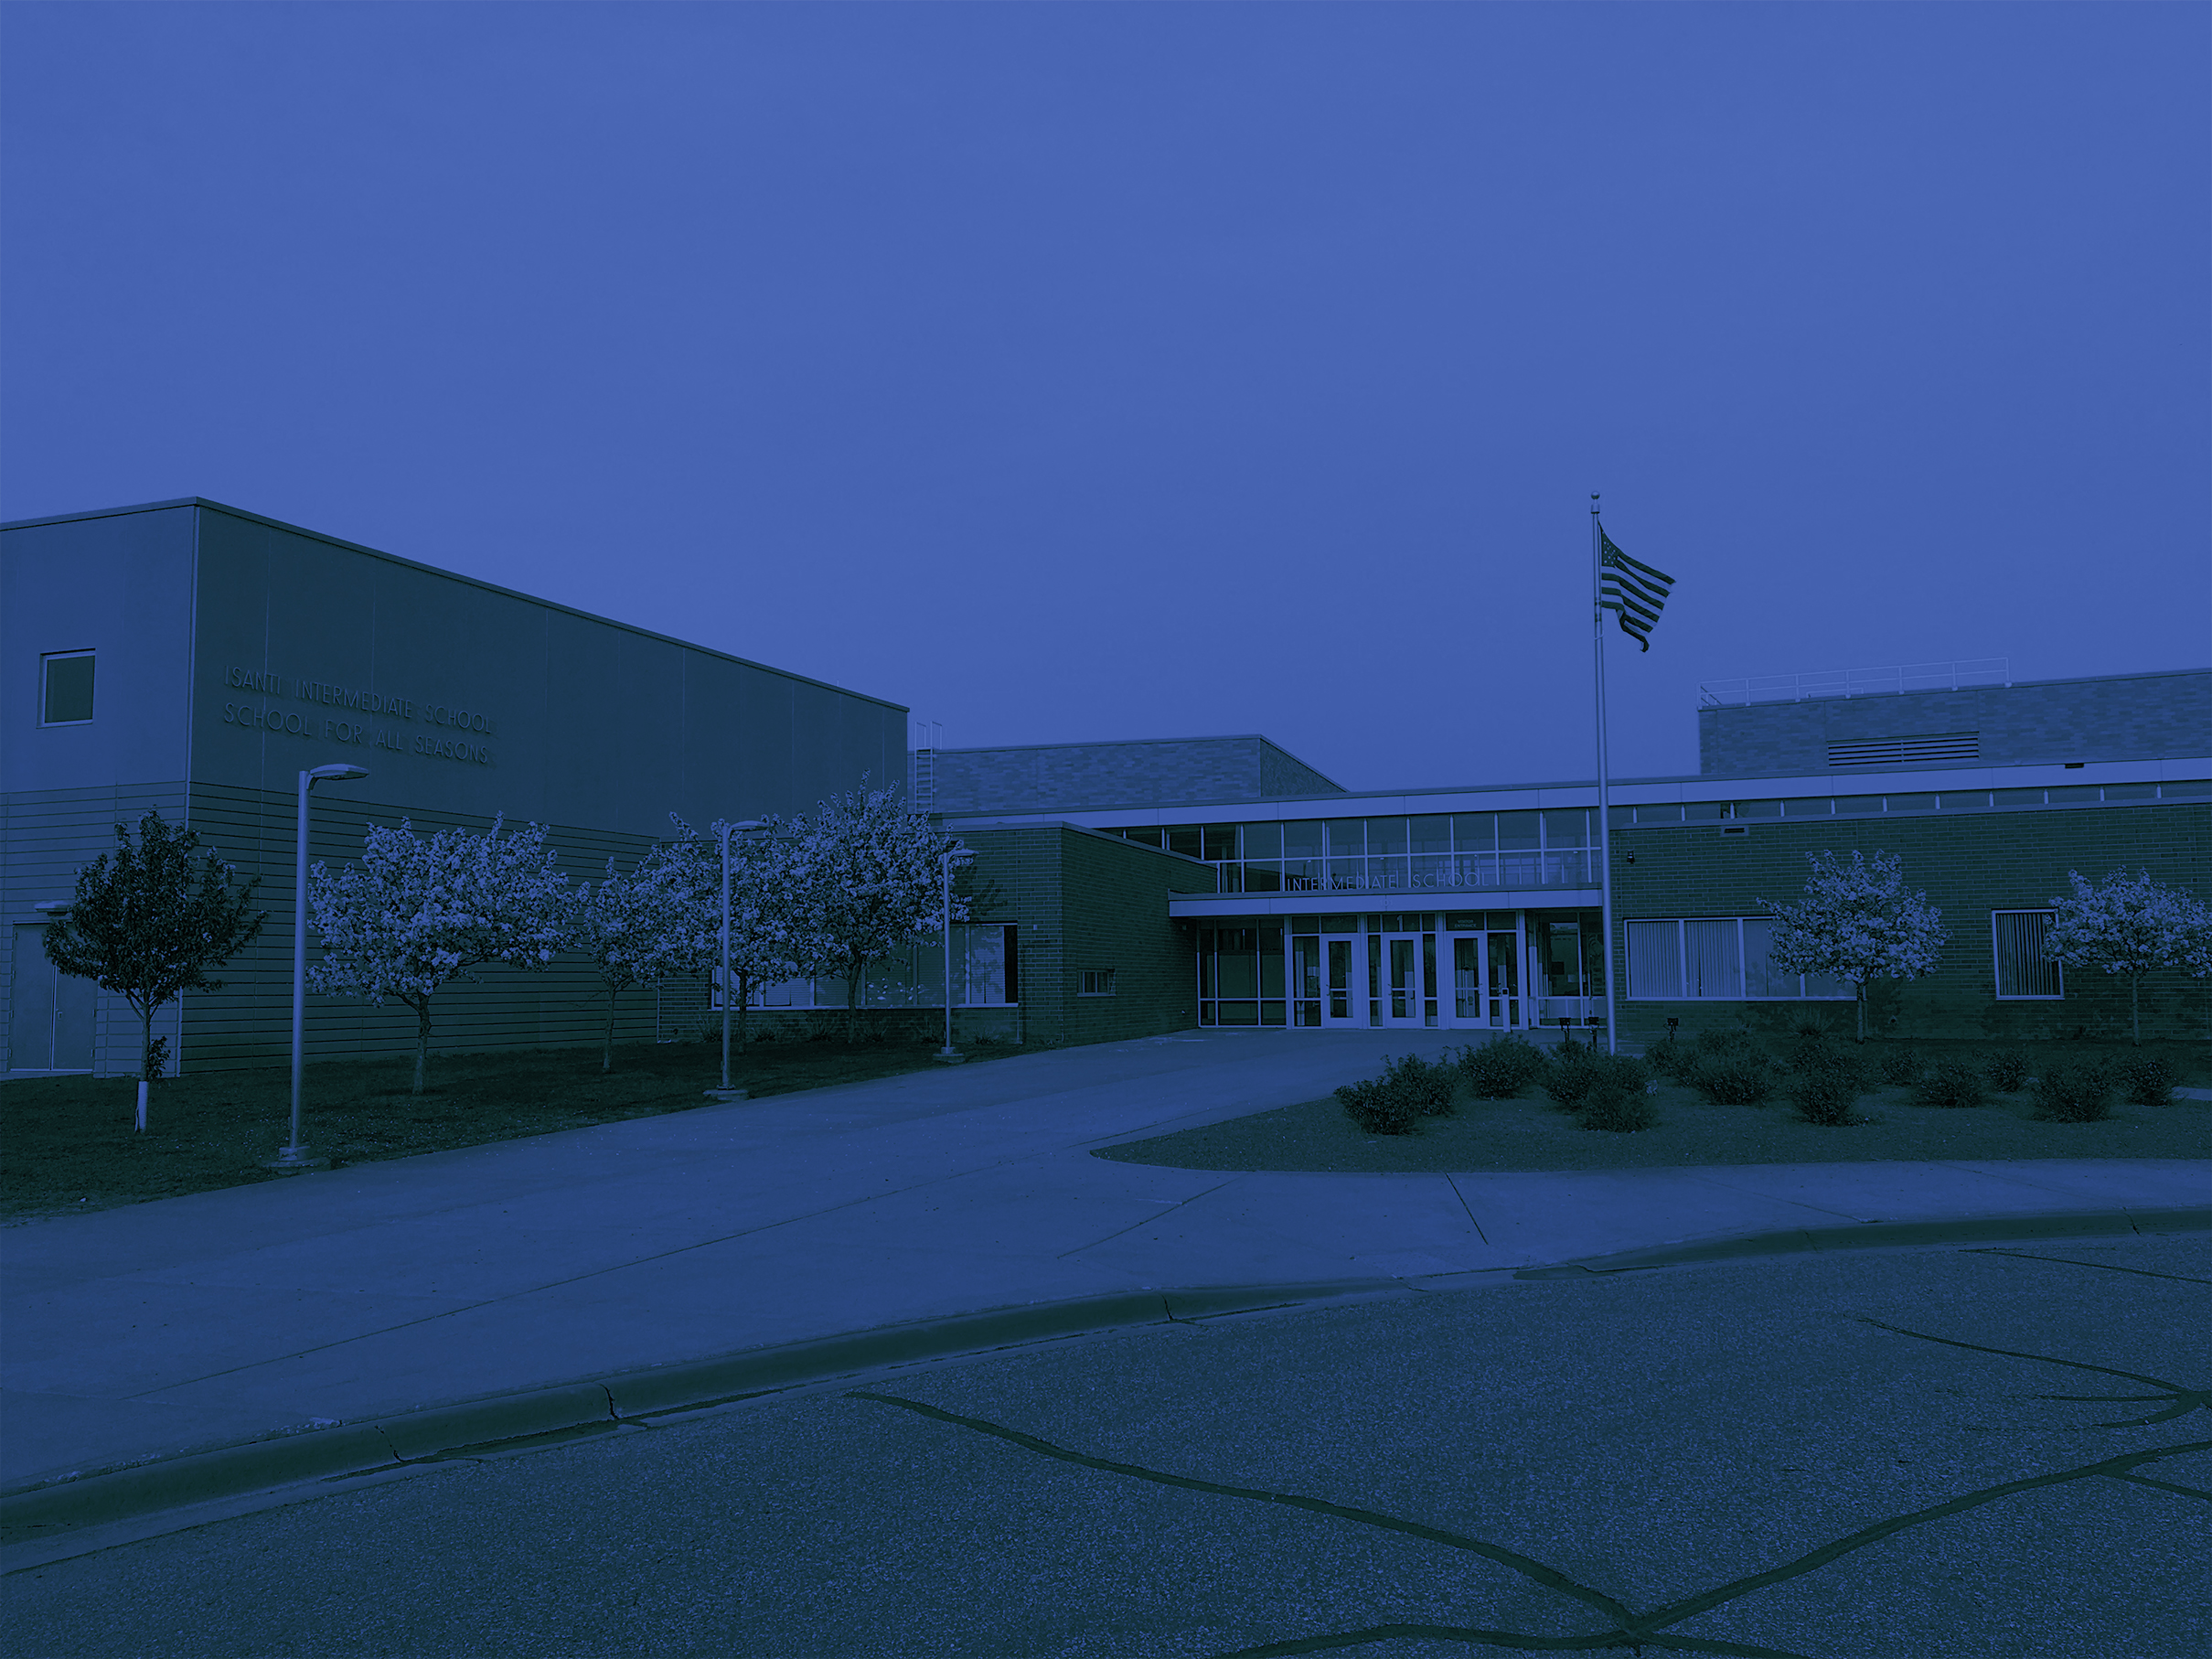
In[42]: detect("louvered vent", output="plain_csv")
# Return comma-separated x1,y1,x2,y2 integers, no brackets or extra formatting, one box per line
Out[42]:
1827,732,1981,768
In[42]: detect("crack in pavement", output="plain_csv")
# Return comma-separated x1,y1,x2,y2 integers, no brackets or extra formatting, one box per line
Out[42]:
1961,1247,2212,1286
1856,1318,2211,1427
847,1313,2211,1658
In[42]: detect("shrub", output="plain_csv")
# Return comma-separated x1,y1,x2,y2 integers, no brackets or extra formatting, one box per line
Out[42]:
1875,1043,1923,1086
1982,1048,2031,1093
1577,1083,1658,1133
1790,1068,1867,1127
2033,1064,2114,1123
1912,1060,1986,1109
1456,1035,1547,1099
1336,1053,1456,1136
2113,1054,2180,1108
1779,1031,1852,1076
1381,1052,1459,1117
1788,1008,1840,1042
1336,1077,1421,1136
1542,1044,1649,1111
1682,1049,1779,1107
1690,1027,1766,1063
1643,1033,1687,1079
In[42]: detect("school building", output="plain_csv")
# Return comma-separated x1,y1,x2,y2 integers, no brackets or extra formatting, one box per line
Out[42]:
5,498,2207,1077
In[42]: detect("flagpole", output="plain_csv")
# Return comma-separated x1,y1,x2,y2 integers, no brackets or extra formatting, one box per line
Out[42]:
1592,494,1618,1056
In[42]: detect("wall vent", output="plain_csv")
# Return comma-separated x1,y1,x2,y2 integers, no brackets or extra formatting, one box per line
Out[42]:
1826,732,1980,768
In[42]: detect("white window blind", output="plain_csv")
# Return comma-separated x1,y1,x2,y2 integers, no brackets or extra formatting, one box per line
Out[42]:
1627,922,1683,999
1683,920,1740,998
1627,917,1852,1000
1993,912,2061,999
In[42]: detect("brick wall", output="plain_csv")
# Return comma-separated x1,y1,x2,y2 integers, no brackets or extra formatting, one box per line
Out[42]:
934,737,1345,815
1698,670,2211,777
1608,799,2212,1044
952,824,1215,1045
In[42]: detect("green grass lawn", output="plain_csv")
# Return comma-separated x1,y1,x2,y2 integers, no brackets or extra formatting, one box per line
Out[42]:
1,1034,1019,1223
1094,1035,2212,1174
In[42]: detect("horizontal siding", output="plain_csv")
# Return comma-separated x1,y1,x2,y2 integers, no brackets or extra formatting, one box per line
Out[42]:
176,783,679,1074
2,784,190,1076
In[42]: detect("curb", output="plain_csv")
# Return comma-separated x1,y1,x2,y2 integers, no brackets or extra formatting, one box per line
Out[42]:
0,1278,1404,1552
1510,1204,2212,1279
6,1206,2207,1557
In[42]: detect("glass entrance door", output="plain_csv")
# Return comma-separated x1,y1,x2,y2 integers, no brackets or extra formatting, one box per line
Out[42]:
1382,934,1423,1024
1448,932,1522,1028
1487,932,1521,1027
1450,935,1485,1024
1323,936,1359,1025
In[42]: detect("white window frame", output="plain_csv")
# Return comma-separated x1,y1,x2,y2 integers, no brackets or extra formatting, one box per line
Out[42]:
1626,916,1854,1001
1992,910,2063,1000
1081,969,1117,997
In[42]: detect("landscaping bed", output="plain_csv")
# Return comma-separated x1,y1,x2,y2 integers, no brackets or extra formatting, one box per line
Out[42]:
0,1034,1017,1223
1091,1036,2212,1174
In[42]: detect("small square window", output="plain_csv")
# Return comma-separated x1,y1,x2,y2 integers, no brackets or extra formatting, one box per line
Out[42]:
41,651,95,724
1081,969,1117,996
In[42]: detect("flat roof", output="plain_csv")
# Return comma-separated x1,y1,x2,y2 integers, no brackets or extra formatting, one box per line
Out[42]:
1,497,909,713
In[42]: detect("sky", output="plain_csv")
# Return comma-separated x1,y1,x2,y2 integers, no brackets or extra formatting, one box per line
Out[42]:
4,2,2206,794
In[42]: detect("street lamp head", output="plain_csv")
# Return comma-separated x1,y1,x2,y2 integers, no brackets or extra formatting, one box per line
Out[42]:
732,819,766,832
34,899,71,915
309,765,369,782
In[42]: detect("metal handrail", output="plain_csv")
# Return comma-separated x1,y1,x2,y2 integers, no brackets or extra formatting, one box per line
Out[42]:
1699,658,2008,708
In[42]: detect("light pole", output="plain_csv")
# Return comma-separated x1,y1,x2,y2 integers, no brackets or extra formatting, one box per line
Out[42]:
716,819,766,1094
936,845,964,1064
270,763,368,1172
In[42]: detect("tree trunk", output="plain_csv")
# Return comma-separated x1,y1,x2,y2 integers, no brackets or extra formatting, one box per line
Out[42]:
846,958,863,1044
2130,974,2141,1046
604,983,618,1072
1854,982,1868,1043
140,1001,156,1082
410,996,433,1095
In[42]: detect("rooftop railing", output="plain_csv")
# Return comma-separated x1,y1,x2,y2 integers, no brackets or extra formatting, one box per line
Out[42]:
1699,658,2009,709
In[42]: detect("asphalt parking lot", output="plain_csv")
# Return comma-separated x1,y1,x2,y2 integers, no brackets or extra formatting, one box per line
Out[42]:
5,1233,2205,1659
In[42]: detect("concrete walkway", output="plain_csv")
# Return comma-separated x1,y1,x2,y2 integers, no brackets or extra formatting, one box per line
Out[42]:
5,1030,2205,1535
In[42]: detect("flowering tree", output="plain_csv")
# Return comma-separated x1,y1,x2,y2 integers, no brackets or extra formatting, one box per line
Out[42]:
1758,850,1948,1042
42,809,266,1085
572,853,721,1071
787,783,969,1042
309,816,576,1094
2042,868,2212,1045
657,815,813,1052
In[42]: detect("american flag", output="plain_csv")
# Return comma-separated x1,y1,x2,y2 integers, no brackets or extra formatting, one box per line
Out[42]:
1599,528,1675,652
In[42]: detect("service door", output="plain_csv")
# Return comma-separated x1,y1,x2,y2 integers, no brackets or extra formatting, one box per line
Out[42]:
8,926,94,1071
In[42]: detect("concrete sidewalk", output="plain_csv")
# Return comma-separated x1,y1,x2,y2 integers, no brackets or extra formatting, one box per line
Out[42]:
5,1029,2206,1520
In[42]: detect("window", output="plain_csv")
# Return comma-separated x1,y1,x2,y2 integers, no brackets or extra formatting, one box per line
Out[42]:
1198,924,1285,1027
708,923,1018,1009
1993,912,2062,999
1081,969,1117,996
40,651,94,724
1628,918,1852,1000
